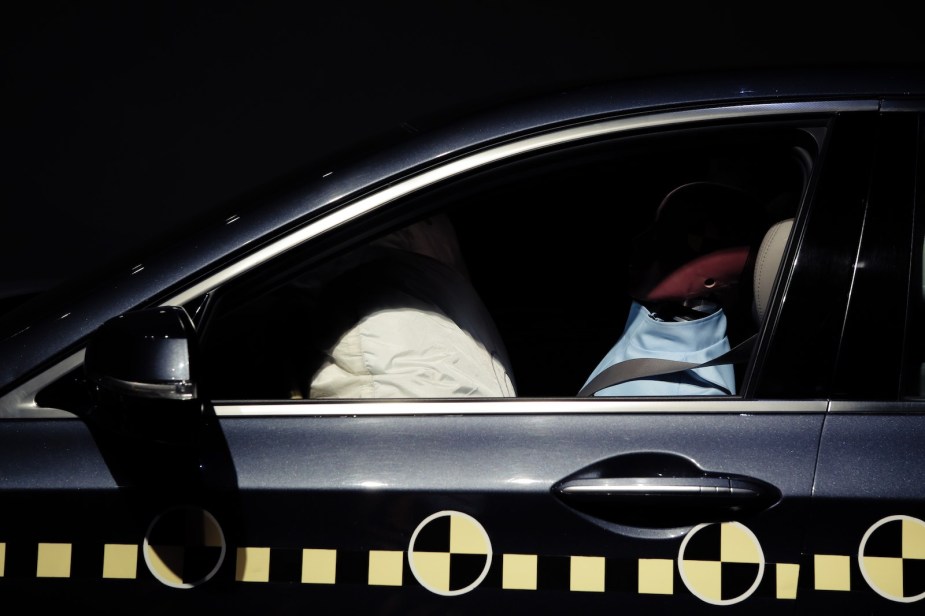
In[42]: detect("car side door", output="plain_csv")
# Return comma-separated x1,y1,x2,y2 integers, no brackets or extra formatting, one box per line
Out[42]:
165,113,858,614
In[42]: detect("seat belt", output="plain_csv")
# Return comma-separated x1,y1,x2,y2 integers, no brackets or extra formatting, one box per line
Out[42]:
577,333,757,397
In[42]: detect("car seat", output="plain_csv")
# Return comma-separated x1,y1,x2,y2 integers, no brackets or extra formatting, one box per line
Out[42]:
752,217,793,325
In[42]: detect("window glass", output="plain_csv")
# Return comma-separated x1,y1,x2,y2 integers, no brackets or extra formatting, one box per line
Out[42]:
902,117,925,398
908,240,925,397
199,123,815,401
829,112,919,401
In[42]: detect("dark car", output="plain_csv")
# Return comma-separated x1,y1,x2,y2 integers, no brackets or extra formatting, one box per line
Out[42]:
2,67,925,614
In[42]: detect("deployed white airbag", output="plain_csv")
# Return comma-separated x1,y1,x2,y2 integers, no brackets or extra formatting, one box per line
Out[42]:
306,218,515,398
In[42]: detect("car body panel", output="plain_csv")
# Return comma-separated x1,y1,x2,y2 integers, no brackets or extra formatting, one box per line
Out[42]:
0,406,823,614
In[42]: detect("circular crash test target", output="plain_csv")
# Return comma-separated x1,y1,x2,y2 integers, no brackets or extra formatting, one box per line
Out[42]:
143,505,226,589
678,521,765,605
407,510,493,596
859,514,925,603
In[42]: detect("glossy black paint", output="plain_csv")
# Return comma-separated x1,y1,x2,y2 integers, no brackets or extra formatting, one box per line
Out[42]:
85,306,197,389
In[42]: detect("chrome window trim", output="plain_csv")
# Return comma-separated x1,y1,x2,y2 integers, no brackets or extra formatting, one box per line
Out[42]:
214,399,826,417
164,100,873,307
1,99,875,419
1,349,83,418
828,400,925,414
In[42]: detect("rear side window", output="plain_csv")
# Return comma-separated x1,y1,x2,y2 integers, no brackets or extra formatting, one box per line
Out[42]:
823,112,920,401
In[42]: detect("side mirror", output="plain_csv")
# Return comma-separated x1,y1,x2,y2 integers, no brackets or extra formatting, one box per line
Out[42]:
84,306,202,444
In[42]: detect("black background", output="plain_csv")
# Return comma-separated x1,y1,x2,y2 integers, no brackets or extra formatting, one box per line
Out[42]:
3,2,923,293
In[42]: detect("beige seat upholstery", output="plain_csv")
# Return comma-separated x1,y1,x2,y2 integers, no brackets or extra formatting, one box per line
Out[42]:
752,218,794,324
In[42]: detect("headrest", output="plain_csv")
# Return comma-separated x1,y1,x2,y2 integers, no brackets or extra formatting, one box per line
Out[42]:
628,181,768,302
752,218,793,324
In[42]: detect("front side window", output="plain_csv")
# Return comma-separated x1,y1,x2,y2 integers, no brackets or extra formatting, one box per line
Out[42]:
197,121,818,401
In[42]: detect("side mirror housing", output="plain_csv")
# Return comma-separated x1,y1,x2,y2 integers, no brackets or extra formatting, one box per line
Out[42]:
84,306,202,444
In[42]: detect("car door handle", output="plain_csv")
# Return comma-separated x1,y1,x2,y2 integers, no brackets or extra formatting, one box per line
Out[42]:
555,476,766,501
552,474,779,528
551,453,782,527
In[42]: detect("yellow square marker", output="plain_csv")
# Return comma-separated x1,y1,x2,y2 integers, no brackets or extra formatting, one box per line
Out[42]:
862,556,903,598
449,515,487,555
776,563,799,599
502,553,538,590
570,555,605,592
721,523,761,564
411,552,451,592
368,550,403,586
0,542,5,577
814,554,850,591
102,544,138,579
37,543,72,578
903,518,925,559
236,547,271,582
302,548,337,584
682,560,722,602
639,558,674,595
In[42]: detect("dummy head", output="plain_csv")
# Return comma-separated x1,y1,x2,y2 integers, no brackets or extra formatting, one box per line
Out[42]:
627,181,768,305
